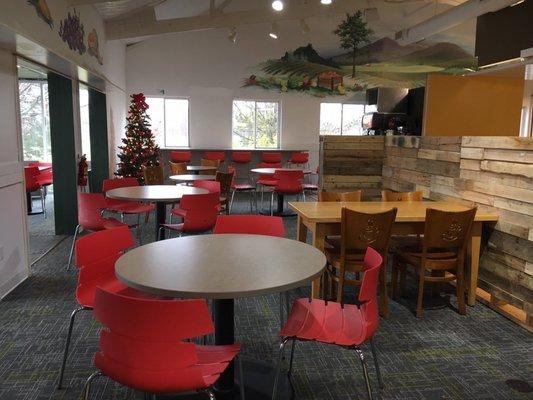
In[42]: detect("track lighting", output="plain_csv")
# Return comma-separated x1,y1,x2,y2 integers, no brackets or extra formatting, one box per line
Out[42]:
228,26,237,43
299,19,310,34
321,0,333,4
272,1,284,11
269,22,279,39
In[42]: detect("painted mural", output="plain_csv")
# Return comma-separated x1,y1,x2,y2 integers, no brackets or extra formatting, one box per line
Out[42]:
88,28,103,65
244,38,477,97
28,0,53,29
58,10,87,55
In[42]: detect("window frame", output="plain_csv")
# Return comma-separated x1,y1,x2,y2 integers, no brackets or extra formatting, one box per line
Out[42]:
319,102,375,136
145,95,191,149
231,98,281,149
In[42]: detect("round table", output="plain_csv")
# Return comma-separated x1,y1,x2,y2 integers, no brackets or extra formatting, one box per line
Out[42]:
187,165,218,174
250,168,312,217
115,234,326,399
105,185,208,241
169,174,216,183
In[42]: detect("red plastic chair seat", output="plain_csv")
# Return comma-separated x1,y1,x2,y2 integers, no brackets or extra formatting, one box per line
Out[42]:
280,298,365,347
302,183,318,190
257,178,277,186
102,218,127,230
171,208,187,218
106,202,154,214
160,223,185,233
232,183,254,191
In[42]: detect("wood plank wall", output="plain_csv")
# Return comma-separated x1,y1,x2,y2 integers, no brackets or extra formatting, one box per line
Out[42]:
320,134,533,330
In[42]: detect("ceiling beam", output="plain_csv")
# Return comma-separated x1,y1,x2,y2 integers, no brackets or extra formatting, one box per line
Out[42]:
106,0,371,40
67,0,126,5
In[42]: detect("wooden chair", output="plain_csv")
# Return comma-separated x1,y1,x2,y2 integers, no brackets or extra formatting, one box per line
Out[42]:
381,190,423,201
391,207,477,318
200,158,220,175
142,165,164,185
324,207,397,317
215,171,234,215
169,161,187,176
319,190,362,202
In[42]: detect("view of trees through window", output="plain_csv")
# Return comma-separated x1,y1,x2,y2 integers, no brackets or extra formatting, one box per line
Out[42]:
79,85,91,161
19,80,51,162
320,103,377,135
145,97,189,148
232,100,279,149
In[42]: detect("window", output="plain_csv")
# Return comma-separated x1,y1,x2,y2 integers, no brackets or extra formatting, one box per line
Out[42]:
79,85,91,161
232,100,280,149
19,80,51,161
145,97,189,147
319,103,377,135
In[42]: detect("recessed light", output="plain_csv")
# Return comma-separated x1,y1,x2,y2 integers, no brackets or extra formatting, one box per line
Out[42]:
321,0,333,5
272,1,284,12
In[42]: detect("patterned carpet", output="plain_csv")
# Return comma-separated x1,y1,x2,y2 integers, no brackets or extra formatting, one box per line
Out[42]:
1,194,532,400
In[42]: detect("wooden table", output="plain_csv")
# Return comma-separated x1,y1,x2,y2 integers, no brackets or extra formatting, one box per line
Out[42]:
169,174,216,183
115,234,326,399
289,201,498,306
187,165,217,174
105,185,208,241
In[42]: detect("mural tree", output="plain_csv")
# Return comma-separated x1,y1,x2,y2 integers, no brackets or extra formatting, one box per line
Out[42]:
334,11,373,78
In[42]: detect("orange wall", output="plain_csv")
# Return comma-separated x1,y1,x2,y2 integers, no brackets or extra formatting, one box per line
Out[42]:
423,74,524,136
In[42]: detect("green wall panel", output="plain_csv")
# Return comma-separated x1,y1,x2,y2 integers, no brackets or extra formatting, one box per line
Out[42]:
88,89,109,193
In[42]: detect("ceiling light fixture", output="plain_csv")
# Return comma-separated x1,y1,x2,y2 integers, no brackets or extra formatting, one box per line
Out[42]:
272,1,284,12
269,22,279,39
299,19,310,34
321,0,333,5
228,26,237,43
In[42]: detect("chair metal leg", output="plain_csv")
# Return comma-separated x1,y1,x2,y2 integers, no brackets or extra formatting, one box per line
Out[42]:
57,307,89,390
355,348,373,400
260,186,264,210
205,388,216,400
272,338,290,400
67,225,80,271
238,355,246,400
82,371,103,400
137,213,142,244
230,190,236,213
270,192,274,216
287,340,296,398
369,338,384,389
41,188,47,218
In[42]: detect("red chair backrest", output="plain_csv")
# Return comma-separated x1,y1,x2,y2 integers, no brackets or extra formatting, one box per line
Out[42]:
102,177,140,207
214,215,285,237
359,247,383,339
232,151,252,163
193,180,221,194
257,162,282,169
274,169,303,193
228,165,237,186
24,166,41,191
262,152,281,164
75,225,135,268
77,192,108,231
290,152,309,164
170,151,191,163
180,192,220,232
203,151,225,161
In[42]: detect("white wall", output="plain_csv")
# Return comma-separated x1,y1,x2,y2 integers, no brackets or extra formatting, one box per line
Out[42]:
0,48,29,298
126,17,366,169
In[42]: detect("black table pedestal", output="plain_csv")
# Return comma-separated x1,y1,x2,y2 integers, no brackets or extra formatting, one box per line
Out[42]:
155,201,166,241
259,194,297,217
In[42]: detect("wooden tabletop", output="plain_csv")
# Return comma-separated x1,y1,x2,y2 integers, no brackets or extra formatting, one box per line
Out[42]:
187,165,217,172
251,168,312,175
106,185,208,202
288,201,499,223
169,174,216,182
115,234,327,299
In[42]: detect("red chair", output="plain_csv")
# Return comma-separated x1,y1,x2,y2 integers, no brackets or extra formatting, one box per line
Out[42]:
227,165,255,213
269,170,304,216
288,152,309,168
203,151,226,163
272,247,384,400
261,152,282,164
231,151,252,164
24,165,46,217
159,192,220,239
57,226,141,390
170,151,191,163
67,192,125,270
83,287,244,400
256,162,281,209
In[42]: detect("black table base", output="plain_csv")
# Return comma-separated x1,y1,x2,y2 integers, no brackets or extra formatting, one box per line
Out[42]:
258,194,297,217
155,201,166,241
26,192,44,215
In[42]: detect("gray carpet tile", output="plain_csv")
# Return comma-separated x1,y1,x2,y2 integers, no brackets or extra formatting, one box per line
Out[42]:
1,193,532,400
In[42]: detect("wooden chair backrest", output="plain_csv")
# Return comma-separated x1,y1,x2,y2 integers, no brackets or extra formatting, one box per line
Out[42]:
381,190,423,201
423,208,477,255
142,165,164,185
201,158,220,168
319,190,362,202
169,161,187,175
215,171,234,198
341,207,397,254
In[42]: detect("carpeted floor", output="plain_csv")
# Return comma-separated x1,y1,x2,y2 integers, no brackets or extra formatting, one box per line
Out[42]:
1,194,532,400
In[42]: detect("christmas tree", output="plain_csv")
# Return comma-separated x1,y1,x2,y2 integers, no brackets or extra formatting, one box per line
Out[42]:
116,93,160,183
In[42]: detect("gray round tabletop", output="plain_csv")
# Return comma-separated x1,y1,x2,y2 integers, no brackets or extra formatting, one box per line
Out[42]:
187,165,217,172
115,234,326,299
169,174,216,182
105,185,208,202
251,168,312,175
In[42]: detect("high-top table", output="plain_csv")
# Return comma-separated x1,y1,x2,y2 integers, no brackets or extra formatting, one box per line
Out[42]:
187,165,218,174
115,234,326,399
289,201,499,306
105,185,208,241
